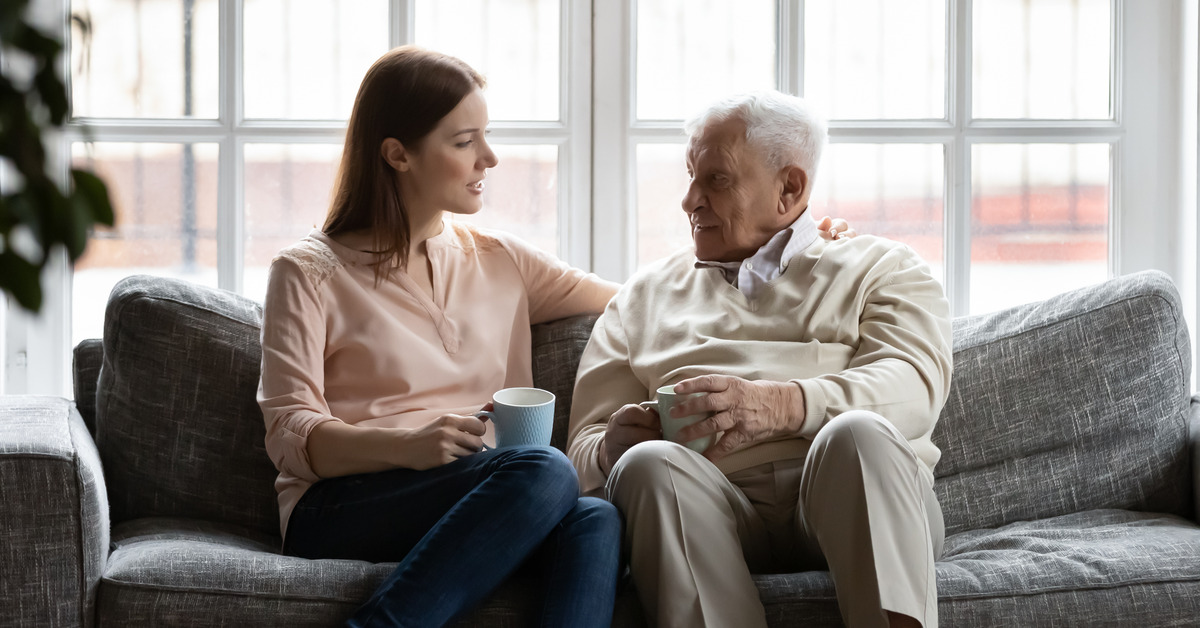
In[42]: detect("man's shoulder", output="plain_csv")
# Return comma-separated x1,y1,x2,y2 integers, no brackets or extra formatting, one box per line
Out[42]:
623,246,696,287
816,233,926,269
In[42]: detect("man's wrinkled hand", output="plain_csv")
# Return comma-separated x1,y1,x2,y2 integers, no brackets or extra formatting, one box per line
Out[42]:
671,375,805,462
601,403,661,474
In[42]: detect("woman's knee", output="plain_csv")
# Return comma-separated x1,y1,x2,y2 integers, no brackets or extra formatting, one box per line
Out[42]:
498,446,579,506
565,497,623,541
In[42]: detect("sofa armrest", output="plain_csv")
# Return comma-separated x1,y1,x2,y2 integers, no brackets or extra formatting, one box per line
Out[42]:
0,396,108,628
1192,395,1200,523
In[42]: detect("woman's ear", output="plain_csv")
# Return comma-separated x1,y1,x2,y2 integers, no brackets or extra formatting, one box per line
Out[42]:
381,138,411,172
779,165,809,214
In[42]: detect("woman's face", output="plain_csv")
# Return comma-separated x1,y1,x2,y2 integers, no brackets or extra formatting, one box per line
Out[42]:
398,89,498,223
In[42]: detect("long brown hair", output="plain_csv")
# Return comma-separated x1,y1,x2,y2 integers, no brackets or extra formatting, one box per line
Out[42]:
323,46,486,281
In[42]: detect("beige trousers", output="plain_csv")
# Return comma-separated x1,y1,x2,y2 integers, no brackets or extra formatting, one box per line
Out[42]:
607,411,944,628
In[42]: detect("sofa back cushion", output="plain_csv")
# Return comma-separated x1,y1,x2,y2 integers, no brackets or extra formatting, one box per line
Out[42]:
933,270,1193,535
96,276,279,535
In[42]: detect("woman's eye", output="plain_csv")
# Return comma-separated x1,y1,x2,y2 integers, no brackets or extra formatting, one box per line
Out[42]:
456,141,473,148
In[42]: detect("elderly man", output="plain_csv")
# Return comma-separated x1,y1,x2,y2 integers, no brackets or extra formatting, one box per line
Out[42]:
566,90,952,628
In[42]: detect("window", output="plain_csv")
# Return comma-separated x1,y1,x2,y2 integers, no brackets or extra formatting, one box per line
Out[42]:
596,0,1122,318
65,0,588,345
3,0,1191,395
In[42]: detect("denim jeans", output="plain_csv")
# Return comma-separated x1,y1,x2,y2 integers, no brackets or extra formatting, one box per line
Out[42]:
283,446,621,628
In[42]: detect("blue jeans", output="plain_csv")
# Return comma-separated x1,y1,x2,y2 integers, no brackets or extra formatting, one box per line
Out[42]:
283,446,621,628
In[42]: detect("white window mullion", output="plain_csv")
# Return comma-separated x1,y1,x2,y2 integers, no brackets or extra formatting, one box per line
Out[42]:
591,0,634,281
392,0,415,47
218,0,243,293
947,0,970,318
563,0,593,271
778,0,803,96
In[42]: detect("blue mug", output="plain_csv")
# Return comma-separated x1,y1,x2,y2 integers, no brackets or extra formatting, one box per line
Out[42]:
475,387,555,449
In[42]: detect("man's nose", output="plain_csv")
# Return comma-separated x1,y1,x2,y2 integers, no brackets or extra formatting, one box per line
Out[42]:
681,181,701,214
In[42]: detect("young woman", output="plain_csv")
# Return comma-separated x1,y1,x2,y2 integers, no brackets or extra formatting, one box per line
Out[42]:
258,45,852,627
257,46,622,627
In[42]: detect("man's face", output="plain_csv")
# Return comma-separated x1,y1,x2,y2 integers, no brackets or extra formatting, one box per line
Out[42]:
682,116,786,262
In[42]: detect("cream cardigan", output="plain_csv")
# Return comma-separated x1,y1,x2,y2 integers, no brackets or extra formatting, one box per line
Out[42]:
566,234,953,495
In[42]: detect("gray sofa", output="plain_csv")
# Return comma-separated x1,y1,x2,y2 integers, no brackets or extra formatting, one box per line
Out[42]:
2,269,1198,627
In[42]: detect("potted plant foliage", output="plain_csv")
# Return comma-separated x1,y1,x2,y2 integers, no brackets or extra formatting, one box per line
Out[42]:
0,0,114,312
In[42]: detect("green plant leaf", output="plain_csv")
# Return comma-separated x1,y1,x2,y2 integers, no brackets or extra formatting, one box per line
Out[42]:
72,169,115,226
34,65,68,125
12,22,62,59
0,248,43,312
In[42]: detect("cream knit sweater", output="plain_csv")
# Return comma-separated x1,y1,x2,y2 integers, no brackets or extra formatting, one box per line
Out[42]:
566,234,953,495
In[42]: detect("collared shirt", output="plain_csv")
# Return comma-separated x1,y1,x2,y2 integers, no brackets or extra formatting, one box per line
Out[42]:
694,214,820,299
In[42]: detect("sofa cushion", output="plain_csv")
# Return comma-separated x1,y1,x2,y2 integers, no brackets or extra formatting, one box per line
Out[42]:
754,509,1200,627
96,276,279,536
933,270,1193,535
99,517,645,627
531,314,600,451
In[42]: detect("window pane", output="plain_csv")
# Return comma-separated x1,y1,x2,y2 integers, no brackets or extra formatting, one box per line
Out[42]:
72,142,219,345
454,145,559,255
810,144,944,274
415,0,560,122
244,0,388,120
636,0,775,121
970,143,1109,314
973,0,1111,119
71,0,219,118
805,0,946,120
243,144,343,302
635,143,691,267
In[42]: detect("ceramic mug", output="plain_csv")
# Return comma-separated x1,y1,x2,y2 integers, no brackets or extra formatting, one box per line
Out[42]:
475,387,555,449
640,384,718,454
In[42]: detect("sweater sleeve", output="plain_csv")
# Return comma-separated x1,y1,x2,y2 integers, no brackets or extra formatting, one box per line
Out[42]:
792,246,953,440
566,298,650,495
499,235,620,323
257,257,341,483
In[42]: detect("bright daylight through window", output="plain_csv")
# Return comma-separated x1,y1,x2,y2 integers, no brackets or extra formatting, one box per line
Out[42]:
65,0,1114,346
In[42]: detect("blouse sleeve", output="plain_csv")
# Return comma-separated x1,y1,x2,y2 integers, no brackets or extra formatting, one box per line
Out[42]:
498,234,620,323
257,257,341,483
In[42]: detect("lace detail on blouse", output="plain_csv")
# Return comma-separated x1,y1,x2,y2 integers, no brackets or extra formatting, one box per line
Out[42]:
275,237,344,287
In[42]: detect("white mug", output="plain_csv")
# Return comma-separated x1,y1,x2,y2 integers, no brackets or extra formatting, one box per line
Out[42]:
639,384,718,454
475,387,555,449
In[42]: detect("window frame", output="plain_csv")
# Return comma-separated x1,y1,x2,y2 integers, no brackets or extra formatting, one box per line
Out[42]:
3,0,1195,396
594,0,1142,318
5,0,593,395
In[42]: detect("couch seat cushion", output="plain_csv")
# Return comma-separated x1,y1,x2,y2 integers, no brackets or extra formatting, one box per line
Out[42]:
98,517,644,627
755,509,1200,627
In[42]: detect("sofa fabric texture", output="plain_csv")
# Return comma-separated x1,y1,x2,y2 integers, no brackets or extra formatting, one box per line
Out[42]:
95,276,278,536
0,396,108,628
933,270,1193,535
1,269,1197,626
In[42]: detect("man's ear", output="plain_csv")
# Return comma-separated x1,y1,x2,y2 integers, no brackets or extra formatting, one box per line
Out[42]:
381,138,411,172
778,165,809,214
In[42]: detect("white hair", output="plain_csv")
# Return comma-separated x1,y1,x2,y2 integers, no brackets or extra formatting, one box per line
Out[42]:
684,91,828,179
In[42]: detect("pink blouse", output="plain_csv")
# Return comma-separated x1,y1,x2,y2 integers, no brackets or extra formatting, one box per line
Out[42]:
257,222,618,536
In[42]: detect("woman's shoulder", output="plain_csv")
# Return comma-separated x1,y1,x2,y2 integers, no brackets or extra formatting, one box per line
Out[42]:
272,232,345,288
441,220,507,253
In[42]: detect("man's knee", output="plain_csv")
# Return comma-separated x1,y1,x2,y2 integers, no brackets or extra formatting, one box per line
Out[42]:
605,440,694,505
811,410,899,457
